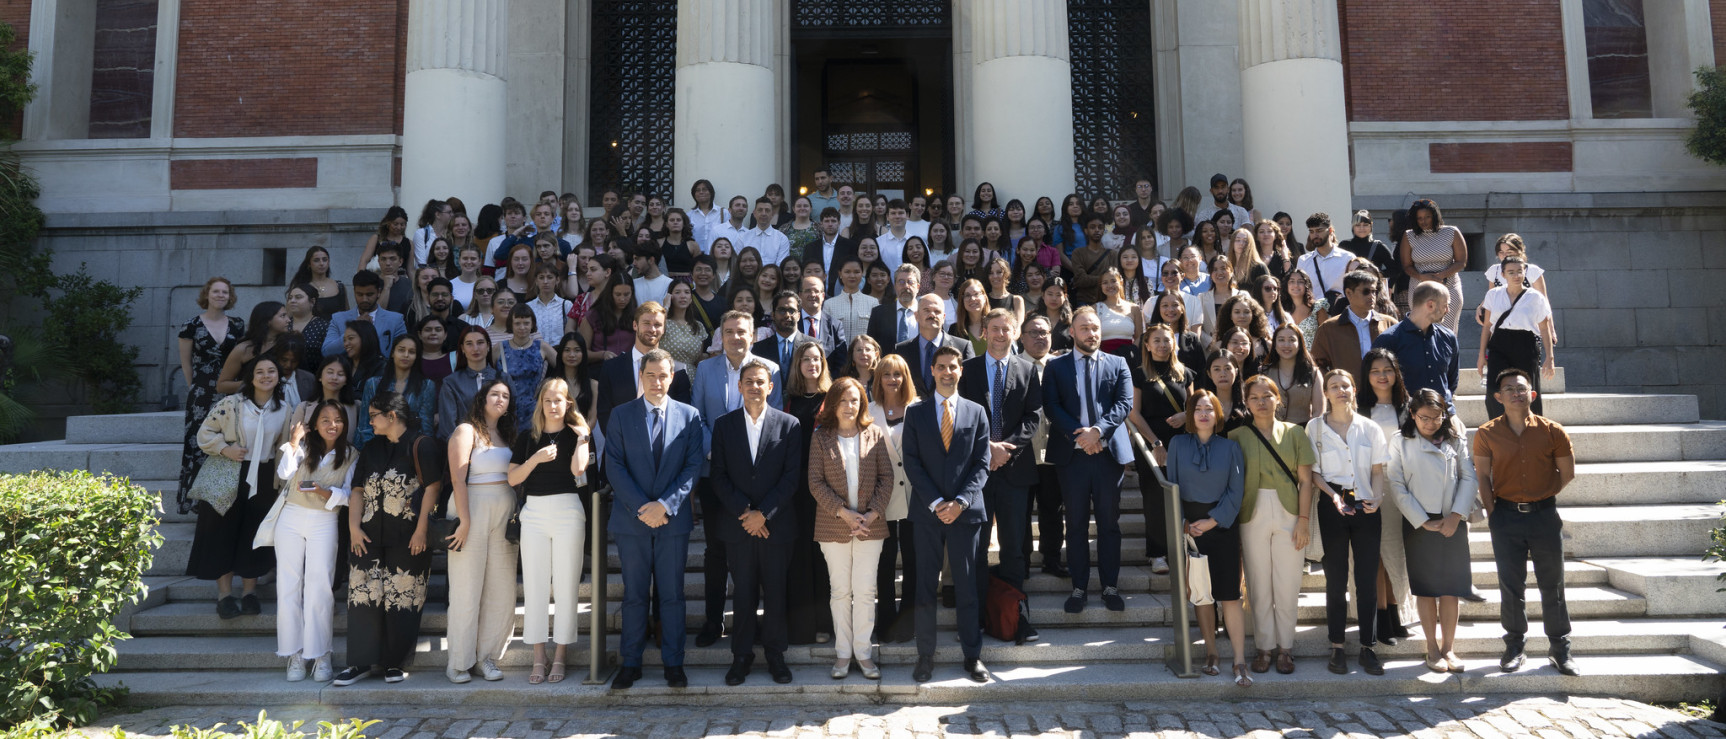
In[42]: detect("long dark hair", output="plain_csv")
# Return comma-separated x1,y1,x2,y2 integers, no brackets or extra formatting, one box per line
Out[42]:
302,398,353,471
473,203,504,241
240,301,285,354
382,333,429,397
376,206,410,242
465,378,518,449
314,353,356,404
590,255,637,337
291,246,331,286
239,355,287,410
1198,350,1246,409
550,333,595,415
344,320,382,376
1357,347,1410,416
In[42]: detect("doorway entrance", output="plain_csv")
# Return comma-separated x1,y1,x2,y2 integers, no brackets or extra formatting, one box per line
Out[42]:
791,35,953,200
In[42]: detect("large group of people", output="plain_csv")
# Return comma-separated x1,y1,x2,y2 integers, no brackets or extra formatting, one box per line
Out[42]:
174,174,1576,690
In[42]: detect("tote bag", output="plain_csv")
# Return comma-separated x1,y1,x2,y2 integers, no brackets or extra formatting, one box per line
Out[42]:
1183,533,1213,606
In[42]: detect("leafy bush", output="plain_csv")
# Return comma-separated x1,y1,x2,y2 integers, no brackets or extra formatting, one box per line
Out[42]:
159,712,379,739
1687,67,1726,166
0,471,161,732
1707,501,1726,592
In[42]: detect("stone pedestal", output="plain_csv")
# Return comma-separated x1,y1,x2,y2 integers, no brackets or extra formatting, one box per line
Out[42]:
969,0,1075,204
674,0,779,204
401,0,508,213
1238,0,1351,229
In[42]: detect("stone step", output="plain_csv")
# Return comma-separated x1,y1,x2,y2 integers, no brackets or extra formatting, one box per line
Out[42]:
92,652,1725,706
1526,504,1723,559
1561,461,1726,506
1588,557,1726,617
1455,392,1697,428
113,618,1724,674
1556,422,1726,463
66,411,183,445
0,440,181,480
1457,367,1566,396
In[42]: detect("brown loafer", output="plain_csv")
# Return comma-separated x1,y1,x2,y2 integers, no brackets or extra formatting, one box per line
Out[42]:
1251,650,1272,674
1276,649,1296,674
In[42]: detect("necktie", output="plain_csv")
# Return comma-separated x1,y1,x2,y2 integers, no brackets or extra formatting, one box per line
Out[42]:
922,341,935,390
991,361,1006,442
780,341,793,387
1083,355,1096,428
941,398,955,451
897,308,910,343
806,317,817,339
650,407,665,468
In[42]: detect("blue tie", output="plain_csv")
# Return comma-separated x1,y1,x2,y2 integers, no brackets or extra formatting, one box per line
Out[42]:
898,308,911,343
780,341,792,388
922,341,935,390
650,407,665,468
991,360,1006,442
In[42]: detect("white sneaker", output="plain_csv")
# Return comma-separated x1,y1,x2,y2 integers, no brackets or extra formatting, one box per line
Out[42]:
1152,557,1170,575
479,659,505,681
286,656,307,682
446,667,472,684
311,655,333,682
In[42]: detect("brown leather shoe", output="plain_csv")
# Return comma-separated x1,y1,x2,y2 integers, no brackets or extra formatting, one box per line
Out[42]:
1276,649,1296,674
1251,650,1272,674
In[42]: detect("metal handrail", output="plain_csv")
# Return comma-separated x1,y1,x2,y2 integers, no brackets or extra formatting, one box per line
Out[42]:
1126,427,1196,679
584,483,616,685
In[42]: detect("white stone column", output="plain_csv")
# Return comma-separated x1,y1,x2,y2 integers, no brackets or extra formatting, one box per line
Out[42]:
970,0,1075,204
1238,0,1351,225
401,0,508,213
674,0,778,205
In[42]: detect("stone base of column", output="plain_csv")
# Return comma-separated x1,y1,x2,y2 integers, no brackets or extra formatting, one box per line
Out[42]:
1240,57,1351,226
401,69,507,212
972,55,1075,205
674,62,777,204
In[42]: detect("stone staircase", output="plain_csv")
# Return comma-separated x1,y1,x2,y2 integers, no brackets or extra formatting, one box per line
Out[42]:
2,372,1724,707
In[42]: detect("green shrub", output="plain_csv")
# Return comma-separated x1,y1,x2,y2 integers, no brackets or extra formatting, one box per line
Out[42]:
0,471,161,732
1687,67,1726,166
160,712,379,739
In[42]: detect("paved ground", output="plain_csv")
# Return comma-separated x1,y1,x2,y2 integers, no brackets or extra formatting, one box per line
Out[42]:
76,696,1725,738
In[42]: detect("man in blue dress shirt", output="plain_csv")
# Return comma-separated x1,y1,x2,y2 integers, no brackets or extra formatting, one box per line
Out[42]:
1372,280,1459,413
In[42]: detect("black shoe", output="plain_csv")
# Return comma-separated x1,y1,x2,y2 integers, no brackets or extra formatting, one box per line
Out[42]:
664,665,688,688
1360,647,1384,676
964,658,989,683
695,622,723,648
942,585,956,609
1041,562,1069,578
1101,587,1125,612
891,621,916,644
1064,588,1087,614
765,654,793,684
1388,604,1412,639
1500,645,1526,672
1549,654,1580,676
611,665,642,690
1462,586,1487,603
382,668,406,683
238,593,261,616
724,657,751,686
216,596,241,620
912,655,934,683
330,666,370,687
1327,647,1348,675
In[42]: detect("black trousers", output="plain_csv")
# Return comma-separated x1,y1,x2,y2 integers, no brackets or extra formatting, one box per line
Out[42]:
1029,464,1065,567
914,515,983,661
1061,454,1125,592
976,483,1030,609
1484,327,1543,419
696,480,731,631
1490,501,1571,654
346,537,432,670
1133,458,1172,563
187,474,278,581
727,533,790,660
876,518,919,637
786,485,833,643
1317,493,1381,646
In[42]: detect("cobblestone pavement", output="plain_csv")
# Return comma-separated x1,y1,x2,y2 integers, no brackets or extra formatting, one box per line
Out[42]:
77,696,1724,738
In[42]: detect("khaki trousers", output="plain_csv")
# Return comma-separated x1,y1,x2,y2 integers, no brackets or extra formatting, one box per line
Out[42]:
445,483,520,670
1241,490,1302,651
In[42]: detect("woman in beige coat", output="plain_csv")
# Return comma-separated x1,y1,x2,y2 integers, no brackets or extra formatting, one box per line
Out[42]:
868,354,920,644
808,377,896,680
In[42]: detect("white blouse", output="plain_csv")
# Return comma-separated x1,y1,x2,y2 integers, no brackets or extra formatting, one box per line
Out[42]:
1306,413,1390,495
838,433,861,510
1480,286,1552,333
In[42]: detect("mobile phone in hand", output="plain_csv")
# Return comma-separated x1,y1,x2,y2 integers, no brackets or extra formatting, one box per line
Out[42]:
299,481,317,491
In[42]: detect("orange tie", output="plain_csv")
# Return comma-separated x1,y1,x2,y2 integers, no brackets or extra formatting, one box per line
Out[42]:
941,398,954,451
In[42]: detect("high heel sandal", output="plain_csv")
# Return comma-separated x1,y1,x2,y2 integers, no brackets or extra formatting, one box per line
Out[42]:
1202,655,1220,676
528,657,547,685
1233,664,1253,687
547,661,566,683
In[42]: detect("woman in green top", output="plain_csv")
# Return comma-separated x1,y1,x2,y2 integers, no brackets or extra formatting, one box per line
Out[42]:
1227,374,1316,676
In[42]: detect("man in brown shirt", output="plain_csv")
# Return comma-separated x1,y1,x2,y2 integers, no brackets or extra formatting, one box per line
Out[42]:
1311,271,1396,379
1471,368,1577,676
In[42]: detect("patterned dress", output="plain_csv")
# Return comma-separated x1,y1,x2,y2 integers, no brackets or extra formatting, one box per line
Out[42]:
176,314,245,514
778,222,819,264
1405,226,1465,333
500,338,547,428
347,432,441,671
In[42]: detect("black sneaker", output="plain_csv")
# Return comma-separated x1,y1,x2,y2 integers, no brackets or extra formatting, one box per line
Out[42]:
330,666,370,687
382,668,407,683
239,593,262,616
1327,647,1348,675
1064,588,1087,614
216,596,241,620
1101,587,1125,612
1359,647,1384,676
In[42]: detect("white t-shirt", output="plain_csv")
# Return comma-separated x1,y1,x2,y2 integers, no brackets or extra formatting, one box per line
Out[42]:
633,273,672,308
1483,261,1545,289
1480,286,1552,333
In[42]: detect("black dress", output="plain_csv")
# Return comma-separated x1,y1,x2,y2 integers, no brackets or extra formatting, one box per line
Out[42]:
1131,365,1196,564
347,432,443,671
313,282,349,319
662,238,699,276
784,390,834,643
177,315,245,515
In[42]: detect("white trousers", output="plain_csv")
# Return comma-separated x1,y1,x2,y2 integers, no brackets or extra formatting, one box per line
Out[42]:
445,483,520,670
272,503,338,659
520,494,586,646
819,538,885,660
1241,490,1303,651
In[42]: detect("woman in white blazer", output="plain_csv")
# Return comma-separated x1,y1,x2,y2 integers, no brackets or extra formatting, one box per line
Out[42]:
1386,388,1478,674
868,353,919,643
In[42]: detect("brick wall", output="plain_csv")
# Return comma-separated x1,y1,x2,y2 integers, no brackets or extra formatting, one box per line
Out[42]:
1339,0,1569,122
169,158,318,190
0,0,28,138
173,0,406,138
1714,0,1726,71
1429,142,1574,173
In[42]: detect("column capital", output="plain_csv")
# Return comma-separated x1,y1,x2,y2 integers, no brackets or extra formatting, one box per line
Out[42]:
973,0,1069,65
678,0,774,68
408,0,508,77
1238,0,1340,70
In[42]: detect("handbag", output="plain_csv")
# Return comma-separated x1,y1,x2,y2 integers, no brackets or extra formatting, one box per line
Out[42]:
504,490,524,544
1183,533,1213,606
188,454,243,516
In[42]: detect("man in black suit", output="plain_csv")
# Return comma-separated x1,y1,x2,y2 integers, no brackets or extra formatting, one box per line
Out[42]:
867,264,923,353
802,207,856,288
709,360,804,686
752,290,815,391
595,300,692,436
959,308,1043,643
894,293,976,396
797,276,848,371
901,345,992,684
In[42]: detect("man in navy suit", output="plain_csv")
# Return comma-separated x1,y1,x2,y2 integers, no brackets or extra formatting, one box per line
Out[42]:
709,360,803,686
1042,307,1135,614
959,308,1043,643
320,270,407,360
595,301,691,436
894,293,976,397
866,264,922,353
690,310,780,648
603,349,708,690
752,290,815,390
797,275,848,371
902,345,992,684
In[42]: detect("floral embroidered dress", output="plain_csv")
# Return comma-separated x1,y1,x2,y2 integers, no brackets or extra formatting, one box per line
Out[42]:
345,432,442,671
177,314,245,514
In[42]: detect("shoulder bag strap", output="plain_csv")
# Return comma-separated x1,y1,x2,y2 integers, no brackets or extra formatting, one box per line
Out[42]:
1491,289,1527,334
1151,373,1183,410
1246,423,1301,487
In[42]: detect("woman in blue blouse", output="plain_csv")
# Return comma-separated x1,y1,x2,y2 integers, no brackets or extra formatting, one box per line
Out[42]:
1164,389,1251,686
354,334,437,449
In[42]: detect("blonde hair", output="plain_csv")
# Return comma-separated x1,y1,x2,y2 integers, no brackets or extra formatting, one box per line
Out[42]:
530,377,590,439
787,341,832,396
871,353,919,408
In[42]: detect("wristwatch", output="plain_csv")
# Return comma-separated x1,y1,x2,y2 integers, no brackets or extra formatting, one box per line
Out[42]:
954,498,970,510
